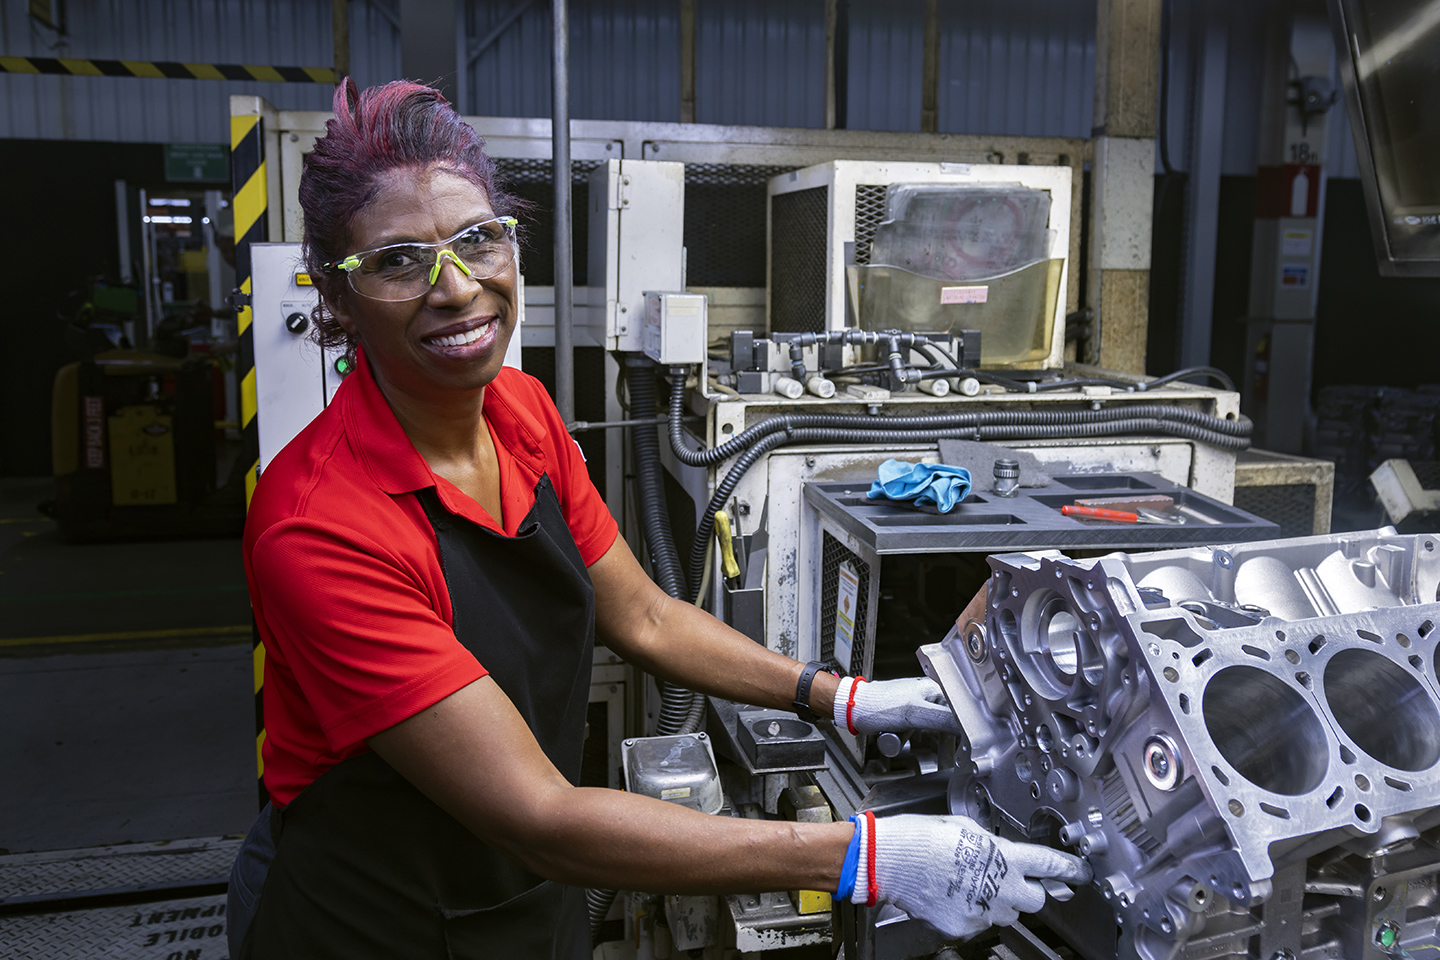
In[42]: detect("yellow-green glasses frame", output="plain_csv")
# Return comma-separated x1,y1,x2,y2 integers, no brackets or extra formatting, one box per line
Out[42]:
327,216,519,301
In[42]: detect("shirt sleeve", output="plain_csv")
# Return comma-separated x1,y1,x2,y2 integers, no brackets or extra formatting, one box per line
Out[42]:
250,516,485,752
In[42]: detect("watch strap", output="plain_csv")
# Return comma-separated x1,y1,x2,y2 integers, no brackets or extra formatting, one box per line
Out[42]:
793,660,828,723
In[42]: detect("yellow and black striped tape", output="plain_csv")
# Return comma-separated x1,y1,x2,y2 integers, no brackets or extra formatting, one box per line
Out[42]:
0,56,334,83
232,110,269,809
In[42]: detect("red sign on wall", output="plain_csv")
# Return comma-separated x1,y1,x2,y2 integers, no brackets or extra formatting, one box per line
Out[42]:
1255,163,1322,219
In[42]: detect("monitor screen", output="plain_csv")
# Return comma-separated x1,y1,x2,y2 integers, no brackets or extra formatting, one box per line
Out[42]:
1332,0,1440,274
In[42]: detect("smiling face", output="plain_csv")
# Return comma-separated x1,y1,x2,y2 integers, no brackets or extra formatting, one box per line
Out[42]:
331,165,518,404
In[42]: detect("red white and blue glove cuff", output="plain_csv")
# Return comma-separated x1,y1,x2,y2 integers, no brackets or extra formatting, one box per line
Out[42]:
836,810,878,906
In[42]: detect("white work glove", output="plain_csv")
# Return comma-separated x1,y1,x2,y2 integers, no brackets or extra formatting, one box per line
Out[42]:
833,675,963,736
849,813,1091,940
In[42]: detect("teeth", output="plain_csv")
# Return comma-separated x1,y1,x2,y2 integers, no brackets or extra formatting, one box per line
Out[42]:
431,323,489,348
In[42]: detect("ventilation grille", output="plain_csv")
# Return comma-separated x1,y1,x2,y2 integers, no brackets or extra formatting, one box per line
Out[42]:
769,185,829,333
492,157,602,184
819,530,872,676
685,163,795,187
853,184,889,266
1233,484,1318,539
491,158,598,286
686,164,796,288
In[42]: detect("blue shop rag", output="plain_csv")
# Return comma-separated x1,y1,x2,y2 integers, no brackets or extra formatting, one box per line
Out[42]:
866,459,973,513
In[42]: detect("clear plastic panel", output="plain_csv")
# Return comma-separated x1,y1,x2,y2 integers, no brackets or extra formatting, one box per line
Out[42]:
869,183,1055,281
847,258,1064,367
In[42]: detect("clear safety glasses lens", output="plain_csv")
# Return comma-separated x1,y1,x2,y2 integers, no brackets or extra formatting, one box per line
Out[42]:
336,217,518,302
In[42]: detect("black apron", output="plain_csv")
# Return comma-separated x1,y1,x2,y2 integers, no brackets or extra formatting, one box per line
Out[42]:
239,474,595,959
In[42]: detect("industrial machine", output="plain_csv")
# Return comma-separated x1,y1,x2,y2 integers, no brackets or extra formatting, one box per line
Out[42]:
241,98,1367,958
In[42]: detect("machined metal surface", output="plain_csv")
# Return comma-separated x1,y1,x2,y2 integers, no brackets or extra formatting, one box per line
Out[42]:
920,528,1440,960
734,709,827,772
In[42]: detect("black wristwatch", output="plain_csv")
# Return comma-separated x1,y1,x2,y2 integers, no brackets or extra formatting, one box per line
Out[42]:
793,660,828,723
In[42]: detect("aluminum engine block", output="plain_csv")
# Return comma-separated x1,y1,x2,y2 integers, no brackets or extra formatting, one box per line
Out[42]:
919,529,1440,960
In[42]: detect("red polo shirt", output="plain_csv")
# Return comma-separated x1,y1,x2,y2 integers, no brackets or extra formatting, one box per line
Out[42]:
244,348,618,807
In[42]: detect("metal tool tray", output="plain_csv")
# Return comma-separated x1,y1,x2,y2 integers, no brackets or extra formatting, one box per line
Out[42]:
802,472,1279,554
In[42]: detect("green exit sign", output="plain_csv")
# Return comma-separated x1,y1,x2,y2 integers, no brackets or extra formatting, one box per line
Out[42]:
165,143,229,183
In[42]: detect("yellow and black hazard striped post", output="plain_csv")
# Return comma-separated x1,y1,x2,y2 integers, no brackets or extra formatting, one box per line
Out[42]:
231,103,270,809
0,56,334,83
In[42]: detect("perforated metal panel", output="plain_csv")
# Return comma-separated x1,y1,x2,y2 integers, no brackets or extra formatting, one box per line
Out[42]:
769,185,829,333
818,531,872,676
492,158,603,286
1232,484,1319,540
685,164,797,287
684,163,796,187
852,184,889,266
493,158,604,184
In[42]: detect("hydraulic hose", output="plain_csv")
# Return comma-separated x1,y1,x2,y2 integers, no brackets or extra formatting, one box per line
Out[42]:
592,361,703,942
625,358,702,737
670,387,1251,470
587,887,616,940
627,358,685,599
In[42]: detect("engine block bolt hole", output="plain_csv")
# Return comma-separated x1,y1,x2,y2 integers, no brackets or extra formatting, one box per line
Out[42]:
1285,649,1300,664
1228,799,1244,816
1036,724,1054,752
1143,735,1182,791
1356,803,1373,822
964,622,988,663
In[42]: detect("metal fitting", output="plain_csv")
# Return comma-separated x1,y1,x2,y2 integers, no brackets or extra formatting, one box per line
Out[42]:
993,458,1020,497
1143,735,1183,791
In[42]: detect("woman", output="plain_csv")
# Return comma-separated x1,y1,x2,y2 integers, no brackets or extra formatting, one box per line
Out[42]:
229,79,1087,958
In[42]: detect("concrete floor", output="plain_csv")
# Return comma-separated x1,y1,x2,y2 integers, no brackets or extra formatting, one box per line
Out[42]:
0,478,255,854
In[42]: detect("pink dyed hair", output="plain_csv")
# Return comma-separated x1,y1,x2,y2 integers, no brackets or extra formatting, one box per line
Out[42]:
299,78,520,348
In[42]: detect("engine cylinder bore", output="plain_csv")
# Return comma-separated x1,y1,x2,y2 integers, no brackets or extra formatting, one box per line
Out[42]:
1203,666,1328,796
1325,649,1440,772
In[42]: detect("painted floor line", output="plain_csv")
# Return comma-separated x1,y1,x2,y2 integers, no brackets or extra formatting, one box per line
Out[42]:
0,625,251,648
1,584,248,604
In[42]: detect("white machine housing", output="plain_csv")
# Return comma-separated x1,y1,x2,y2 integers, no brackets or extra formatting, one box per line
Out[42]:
766,160,1073,369
588,159,685,354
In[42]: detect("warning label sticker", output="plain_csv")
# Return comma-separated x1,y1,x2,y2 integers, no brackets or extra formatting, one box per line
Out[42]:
940,286,989,305
1280,263,1311,289
834,562,860,672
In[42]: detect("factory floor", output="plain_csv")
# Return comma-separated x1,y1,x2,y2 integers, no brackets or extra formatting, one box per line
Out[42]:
0,477,255,856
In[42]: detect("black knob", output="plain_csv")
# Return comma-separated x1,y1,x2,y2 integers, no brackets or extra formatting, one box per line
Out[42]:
285,312,309,334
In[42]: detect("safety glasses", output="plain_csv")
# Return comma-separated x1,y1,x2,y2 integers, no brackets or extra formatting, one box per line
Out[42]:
326,216,519,302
